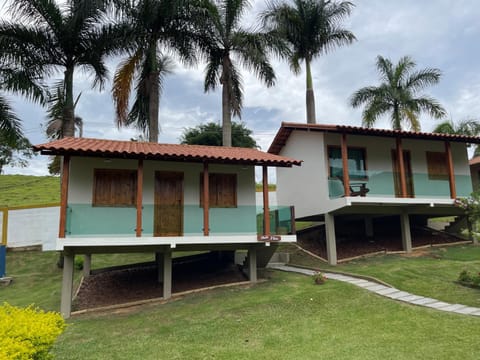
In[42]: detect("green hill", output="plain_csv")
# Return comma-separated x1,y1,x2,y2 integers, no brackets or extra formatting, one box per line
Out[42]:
0,175,60,207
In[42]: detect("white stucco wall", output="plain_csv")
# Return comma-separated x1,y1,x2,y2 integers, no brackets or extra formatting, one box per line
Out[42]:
67,157,257,236
276,131,326,218
5,206,60,250
276,130,473,219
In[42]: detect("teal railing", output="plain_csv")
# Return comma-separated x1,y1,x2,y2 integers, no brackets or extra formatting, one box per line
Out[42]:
328,171,472,199
65,204,295,237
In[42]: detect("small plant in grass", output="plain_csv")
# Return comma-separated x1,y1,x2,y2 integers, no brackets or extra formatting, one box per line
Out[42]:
457,270,480,289
313,273,327,285
74,257,84,270
0,303,66,359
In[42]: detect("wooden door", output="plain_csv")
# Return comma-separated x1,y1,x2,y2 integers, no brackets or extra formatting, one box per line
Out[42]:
154,171,184,236
392,150,414,197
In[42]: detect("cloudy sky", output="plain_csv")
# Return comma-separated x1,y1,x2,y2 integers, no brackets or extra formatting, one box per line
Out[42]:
2,0,480,176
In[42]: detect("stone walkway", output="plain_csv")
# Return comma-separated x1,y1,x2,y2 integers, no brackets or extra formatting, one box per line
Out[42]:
268,264,480,317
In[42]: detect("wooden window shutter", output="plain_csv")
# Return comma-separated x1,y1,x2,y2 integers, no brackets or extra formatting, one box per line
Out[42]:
199,173,237,208
426,152,448,180
93,169,137,206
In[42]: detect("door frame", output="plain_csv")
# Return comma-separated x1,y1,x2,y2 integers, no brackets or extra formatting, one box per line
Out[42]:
391,150,414,198
154,171,184,236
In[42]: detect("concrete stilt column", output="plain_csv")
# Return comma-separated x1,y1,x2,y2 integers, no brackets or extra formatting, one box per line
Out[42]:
325,213,337,266
163,251,172,299
156,252,163,282
400,211,412,253
248,247,257,283
364,216,374,238
60,251,75,319
83,254,91,278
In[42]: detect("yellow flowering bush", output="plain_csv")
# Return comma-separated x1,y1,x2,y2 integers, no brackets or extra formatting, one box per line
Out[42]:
0,303,66,360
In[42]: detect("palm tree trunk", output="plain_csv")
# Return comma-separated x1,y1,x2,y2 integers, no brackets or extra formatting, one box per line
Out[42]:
148,71,160,143
221,57,232,147
62,67,75,138
306,59,316,124
393,102,401,130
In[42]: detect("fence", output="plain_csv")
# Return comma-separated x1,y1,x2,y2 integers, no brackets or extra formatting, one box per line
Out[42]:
0,204,60,251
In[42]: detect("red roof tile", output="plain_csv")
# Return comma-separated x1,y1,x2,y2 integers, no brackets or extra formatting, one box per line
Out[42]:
269,122,480,154
33,137,302,167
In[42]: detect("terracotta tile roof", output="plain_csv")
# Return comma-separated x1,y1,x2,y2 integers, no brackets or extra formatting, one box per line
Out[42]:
269,122,480,154
33,137,302,167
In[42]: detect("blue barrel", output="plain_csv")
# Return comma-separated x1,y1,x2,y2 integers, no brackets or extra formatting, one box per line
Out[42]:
0,245,6,278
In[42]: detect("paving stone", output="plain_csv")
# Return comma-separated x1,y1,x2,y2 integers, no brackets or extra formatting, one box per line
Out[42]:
386,291,411,299
364,284,388,291
424,302,451,309
345,279,370,285
396,294,423,302
470,311,480,316
439,304,467,312
355,281,378,288
453,307,480,315
375,288,400,295
324,274,353,281
410,297,437,305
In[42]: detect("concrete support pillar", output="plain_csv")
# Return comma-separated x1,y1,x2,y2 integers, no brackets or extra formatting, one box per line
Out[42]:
325,213,337,266
60,251,75,319
400,211,412,253
163,251,172,299
364,216,374,239
83,254,91,278
248,247,257,283
156,252,163,283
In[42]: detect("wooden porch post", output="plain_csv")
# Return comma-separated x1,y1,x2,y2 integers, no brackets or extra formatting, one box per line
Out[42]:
262,165,270,235
396,138,407,198
59,155,70,238
340,133,350,196
203,162,209,236
445,141,457,199
136,159,144,237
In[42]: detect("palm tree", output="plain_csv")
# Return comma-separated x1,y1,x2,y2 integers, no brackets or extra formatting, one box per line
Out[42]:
200,0,277,146
261,0,356,124
0,0,123,138
350,55,446,131
112,0,199,142
433,118,480,156
45,84,84,140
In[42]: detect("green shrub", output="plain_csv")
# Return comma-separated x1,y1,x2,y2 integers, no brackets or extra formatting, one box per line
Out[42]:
0,303,66,359
458,270,480,289
313,273,327,285
74,257,84,271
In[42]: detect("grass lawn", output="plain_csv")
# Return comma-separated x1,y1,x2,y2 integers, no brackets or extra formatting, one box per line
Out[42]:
290,244,480,307
0,175,60,207
2,248,480,359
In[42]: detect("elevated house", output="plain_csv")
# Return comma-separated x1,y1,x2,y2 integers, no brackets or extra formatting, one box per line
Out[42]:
34,138,301,318
269,122,480,265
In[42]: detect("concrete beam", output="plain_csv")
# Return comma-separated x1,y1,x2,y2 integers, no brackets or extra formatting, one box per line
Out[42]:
248,247,257,283
60,251,75,318
400,211,412,253
83,254,91,278
163,251,172,299
325,213,337,266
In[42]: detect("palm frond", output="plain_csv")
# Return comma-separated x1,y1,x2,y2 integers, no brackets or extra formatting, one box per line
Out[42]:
0,95,24,146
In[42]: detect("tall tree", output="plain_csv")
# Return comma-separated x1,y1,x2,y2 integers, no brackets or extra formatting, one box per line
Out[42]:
350,55,446,131
200,0,277,147
180,121,258,148
112,0,199,142
433,118,480,156
262,0,356,124
0,65,45,173
0,0,123,138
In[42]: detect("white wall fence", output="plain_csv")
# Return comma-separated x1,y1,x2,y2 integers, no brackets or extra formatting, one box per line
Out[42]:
1,205,59,251
1,193,277,252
